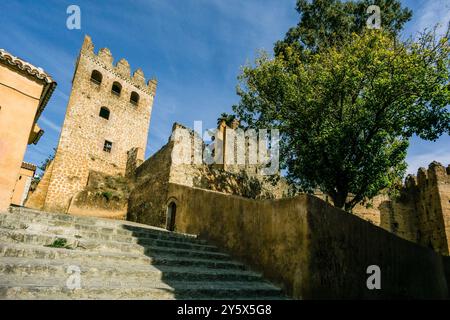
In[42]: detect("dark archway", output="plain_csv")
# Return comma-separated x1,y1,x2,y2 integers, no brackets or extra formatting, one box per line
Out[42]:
166,201,177,231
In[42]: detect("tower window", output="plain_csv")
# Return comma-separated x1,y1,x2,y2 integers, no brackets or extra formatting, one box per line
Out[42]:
130,91,139,105
90,70,102,85
99,107,110,120
103,140,112,153
111,82,122,96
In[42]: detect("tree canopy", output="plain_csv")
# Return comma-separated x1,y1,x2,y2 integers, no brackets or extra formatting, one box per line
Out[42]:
233,26,450,210
274,0,412,56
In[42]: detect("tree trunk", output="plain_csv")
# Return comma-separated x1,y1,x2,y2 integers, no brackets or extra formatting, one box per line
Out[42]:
331,191,348,211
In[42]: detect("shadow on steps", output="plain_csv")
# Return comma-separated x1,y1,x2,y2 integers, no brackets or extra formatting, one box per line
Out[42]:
120,224,286,300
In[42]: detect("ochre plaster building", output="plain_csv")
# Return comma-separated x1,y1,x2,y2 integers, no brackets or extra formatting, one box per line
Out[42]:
0,49,55,211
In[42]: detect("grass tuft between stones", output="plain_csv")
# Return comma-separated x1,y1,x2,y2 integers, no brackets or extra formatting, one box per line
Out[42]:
45,238,74,250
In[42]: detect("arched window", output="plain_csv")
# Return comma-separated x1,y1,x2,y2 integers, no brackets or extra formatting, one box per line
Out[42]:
99,107,110,120
166,201,177,231
90,70,102,85
130,91,139,105
111,81,122,96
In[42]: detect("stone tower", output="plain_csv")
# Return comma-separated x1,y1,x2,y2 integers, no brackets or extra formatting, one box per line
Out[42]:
35,35,156,213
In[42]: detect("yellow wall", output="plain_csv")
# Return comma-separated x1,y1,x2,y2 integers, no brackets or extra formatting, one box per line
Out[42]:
167,183,449,299
0,63,43,211
11,166,35,206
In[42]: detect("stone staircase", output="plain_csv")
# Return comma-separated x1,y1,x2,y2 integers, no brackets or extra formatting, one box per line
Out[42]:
0,207,285,300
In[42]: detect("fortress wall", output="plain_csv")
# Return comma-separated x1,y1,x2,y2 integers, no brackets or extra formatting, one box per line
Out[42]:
127,123,291,227
352,190,419,243
127,141,175,227
168,183,449,299
415,163,450,255
125,147,144,178
25,160,54,210
353,162,450,255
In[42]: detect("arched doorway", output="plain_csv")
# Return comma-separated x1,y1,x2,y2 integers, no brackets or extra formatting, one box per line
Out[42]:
166,201,177,231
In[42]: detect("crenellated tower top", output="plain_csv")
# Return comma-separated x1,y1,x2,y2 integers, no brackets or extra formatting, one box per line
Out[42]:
405,161,450,190
80,35,157,96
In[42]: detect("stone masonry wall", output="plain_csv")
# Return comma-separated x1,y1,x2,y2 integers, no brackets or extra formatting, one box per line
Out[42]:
127,141,174,226
415,162,450,255
125,147,144,178
41,35,156,213
25,160,54,210
169,123,290,199
127,122,291,228
353,162,450,255
66,170,130,220
128,120,449,258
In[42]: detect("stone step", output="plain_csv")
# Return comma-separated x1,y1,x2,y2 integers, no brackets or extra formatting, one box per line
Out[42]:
0,286,175,300
0,286,286,300
0,212,207,245
0,277,282,300
0,227,220,255
8,208,194,237
0,257,263,282
0,208,286,300
0,218,208,246
0,243,247,270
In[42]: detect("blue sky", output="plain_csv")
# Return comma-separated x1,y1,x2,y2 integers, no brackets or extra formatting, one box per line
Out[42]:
0,0,449,176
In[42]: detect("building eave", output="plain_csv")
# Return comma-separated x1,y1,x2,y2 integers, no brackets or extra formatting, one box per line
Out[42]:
0,48,57,120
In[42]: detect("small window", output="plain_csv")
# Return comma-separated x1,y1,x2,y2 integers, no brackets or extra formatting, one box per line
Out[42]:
99,107,110,120
103,140,112,153
111,82,122,96
90,70,102,85
130,91,139,105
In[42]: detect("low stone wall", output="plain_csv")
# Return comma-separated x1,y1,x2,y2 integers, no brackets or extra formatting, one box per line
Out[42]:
25,160,54,210
167,183,449,299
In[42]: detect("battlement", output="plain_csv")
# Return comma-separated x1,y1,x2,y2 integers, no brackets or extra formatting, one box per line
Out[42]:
353,160,450,255
80,35,157,96
405,161,450,190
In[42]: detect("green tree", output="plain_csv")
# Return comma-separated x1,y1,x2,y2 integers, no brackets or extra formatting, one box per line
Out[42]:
274,0,412,57
217,112,237,127
234,29,450,211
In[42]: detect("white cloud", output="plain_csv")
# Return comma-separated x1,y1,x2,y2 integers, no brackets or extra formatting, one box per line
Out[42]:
39,116,61,133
